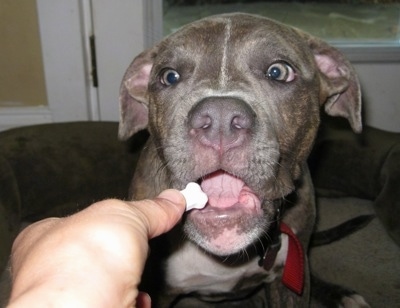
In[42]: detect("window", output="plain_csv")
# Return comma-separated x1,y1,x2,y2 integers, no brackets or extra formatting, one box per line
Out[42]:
163,1,400,47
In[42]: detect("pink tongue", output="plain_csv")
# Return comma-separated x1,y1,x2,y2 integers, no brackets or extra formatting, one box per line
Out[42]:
200,171,246,208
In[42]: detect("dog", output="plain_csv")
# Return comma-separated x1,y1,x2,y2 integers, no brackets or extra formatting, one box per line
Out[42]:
118,13,367,307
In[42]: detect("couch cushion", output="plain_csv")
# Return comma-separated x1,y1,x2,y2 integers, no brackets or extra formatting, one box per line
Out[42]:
0,121,143,221
0,155,21,273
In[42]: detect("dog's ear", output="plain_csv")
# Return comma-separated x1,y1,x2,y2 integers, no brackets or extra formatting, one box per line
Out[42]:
299,31,362,133
118,47,158,140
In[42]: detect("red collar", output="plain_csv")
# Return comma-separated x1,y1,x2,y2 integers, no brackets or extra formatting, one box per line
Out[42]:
260,222,304,296
280,222,305,295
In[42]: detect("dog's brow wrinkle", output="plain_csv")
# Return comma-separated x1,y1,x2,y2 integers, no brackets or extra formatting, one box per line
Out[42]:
219,19,231,89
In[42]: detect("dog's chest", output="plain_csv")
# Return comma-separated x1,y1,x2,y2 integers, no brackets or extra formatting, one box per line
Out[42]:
165,241,285,295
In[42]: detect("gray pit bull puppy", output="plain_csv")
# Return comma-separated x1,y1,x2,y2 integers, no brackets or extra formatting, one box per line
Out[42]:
119,13,366,307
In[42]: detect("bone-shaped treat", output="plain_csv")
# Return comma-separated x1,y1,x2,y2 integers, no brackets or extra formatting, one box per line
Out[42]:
180,182,208,211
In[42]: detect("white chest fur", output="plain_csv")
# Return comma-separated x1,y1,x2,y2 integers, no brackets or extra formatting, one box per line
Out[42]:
165,235,288,295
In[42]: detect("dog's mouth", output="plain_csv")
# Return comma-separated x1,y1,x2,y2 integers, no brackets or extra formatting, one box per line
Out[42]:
184,170,266,256
198,170,261,213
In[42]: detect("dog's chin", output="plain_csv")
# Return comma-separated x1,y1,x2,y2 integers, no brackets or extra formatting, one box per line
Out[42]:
183,170,268,256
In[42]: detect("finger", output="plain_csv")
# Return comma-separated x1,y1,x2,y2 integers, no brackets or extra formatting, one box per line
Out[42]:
130,189,186,239
136,292,151,308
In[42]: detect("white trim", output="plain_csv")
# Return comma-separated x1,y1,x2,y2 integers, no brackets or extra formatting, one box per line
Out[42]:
339,46,400,63
144,0,163,48
90,0,151,121
36,0,92,122
0,107,53,131
79,0,100,121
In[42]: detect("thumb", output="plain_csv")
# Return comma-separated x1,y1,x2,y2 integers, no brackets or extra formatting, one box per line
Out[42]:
131,189,186,239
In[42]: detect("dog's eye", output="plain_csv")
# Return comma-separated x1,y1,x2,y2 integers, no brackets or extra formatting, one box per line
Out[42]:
266,62,295,82
160,69,180,86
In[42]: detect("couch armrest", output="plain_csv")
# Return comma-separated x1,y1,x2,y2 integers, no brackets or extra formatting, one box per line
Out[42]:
0,121,145,272
0,155,21,273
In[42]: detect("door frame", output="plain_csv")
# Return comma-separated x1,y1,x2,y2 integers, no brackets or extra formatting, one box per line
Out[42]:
90,0,162,121
0,0,96,131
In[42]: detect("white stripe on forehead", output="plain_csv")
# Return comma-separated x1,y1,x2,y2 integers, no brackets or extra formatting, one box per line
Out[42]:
219,18,232,89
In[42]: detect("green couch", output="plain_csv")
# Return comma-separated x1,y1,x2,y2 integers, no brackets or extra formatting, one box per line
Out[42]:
0,120,399,306
310,117,400,247
0,122,147,274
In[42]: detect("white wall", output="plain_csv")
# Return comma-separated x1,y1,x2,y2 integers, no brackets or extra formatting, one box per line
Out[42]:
354,62,400,132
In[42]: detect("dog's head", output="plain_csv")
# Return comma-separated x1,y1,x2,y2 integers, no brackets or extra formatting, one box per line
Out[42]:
119,13,361,256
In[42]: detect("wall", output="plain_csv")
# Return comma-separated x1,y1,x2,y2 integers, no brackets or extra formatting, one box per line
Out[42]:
0,0,47,107
354,62,400,132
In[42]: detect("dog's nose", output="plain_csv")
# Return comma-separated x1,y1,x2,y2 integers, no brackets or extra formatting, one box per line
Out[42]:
188,97,256,151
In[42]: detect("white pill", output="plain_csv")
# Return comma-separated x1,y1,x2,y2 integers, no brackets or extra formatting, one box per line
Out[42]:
180,182,208,211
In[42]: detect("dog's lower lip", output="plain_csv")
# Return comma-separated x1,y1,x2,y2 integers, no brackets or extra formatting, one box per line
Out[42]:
189,204,259,222
195,204,257,215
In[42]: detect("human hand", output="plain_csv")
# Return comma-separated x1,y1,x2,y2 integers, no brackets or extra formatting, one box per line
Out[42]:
7,189,186,308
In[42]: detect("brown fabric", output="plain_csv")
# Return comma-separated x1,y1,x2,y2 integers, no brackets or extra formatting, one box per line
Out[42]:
310,117,400,246
0,121,145,272
0,155,21,272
